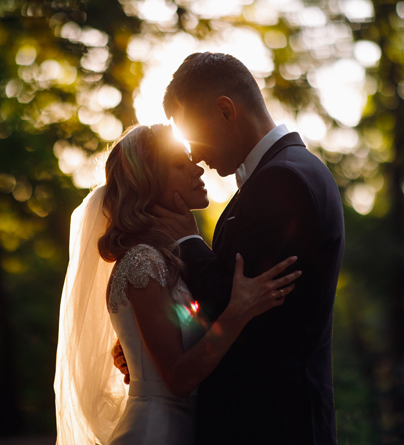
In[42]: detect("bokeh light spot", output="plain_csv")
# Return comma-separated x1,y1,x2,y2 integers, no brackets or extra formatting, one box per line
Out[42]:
297,112,327,142
354,40,381,68
346,182,375,215
98,85,122,109
16,45,36,65
92,113,123,141
340,0,374,23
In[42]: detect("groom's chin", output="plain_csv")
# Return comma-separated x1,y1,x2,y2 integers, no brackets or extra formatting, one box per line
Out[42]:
217,168,235,178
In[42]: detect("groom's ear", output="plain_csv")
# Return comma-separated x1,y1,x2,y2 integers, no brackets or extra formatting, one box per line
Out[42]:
215,96,237,123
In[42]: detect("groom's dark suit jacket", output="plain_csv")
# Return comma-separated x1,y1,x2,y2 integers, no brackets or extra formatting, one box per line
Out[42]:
181,132,344,444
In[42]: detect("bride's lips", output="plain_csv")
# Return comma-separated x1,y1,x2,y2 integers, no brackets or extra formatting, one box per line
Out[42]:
193,181,206,191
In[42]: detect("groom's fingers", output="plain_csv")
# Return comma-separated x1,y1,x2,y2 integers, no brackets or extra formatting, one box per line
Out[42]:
152,205,173,218
152,196,191,219
174,192,191,216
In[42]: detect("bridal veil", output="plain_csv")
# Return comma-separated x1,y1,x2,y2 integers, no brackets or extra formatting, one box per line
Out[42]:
54,185,127,444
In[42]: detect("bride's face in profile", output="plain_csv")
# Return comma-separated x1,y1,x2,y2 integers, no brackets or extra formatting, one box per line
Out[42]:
158,139,209,212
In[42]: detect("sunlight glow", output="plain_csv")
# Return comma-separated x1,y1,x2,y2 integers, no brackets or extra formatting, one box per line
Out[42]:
212,27,274,77
69,0,376,211
339,0,374,23
127,36,152,62
171,119,190,152
354,40,381,68
313,59,366,127
138,0,177,24
190,0,251,19
133,32,197,123
243,2,279,26
297,112,327,141
134,28,272,130
201,164,238,203
299,7,327,27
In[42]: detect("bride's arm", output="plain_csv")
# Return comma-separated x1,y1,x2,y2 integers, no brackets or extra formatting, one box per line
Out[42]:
128,254,301,398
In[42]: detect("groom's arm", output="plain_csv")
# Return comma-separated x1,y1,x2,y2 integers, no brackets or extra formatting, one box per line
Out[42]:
180,166,318,321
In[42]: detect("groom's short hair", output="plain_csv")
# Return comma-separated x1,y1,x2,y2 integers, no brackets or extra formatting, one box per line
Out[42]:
163,52,265,118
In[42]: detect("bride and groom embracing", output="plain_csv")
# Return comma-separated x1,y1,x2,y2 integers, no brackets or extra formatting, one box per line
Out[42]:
54,52,344,444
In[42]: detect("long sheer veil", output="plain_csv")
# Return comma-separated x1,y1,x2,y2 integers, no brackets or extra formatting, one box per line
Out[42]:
54,185,127,444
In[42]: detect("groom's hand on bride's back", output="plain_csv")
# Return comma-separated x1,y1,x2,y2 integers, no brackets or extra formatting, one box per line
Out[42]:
152,193,199,241
112,339,130,385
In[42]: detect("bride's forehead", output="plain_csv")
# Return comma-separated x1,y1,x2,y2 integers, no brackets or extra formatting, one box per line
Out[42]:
162,138,189,156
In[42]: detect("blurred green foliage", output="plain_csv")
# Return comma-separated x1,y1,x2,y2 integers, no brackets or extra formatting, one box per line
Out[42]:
1,0,404,443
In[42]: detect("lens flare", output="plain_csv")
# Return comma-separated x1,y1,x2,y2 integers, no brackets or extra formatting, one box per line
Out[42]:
170,118,191,152
190,301,199,313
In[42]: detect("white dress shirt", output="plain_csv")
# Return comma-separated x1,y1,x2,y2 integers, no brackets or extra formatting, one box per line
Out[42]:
235,124,290,189
178,124,290,244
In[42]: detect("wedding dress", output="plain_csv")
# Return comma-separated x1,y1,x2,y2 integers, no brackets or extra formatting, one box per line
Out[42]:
55,186,206,445
107,243,206,444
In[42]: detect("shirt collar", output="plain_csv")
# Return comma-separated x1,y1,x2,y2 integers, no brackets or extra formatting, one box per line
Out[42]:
235,124,289,189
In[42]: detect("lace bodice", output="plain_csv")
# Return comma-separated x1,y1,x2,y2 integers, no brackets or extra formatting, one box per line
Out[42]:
108,243,207,390
108,244,169,313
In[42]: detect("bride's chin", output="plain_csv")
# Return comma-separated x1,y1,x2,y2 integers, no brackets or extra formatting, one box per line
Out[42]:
191,198,210,210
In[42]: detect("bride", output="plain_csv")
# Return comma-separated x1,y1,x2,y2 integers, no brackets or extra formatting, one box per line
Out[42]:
54,124,301,444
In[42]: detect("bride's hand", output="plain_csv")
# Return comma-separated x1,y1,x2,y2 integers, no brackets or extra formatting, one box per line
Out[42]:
227,254,301,324
112,339,130,385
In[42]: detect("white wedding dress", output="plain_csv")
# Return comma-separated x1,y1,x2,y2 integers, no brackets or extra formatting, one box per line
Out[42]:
107,243,207,445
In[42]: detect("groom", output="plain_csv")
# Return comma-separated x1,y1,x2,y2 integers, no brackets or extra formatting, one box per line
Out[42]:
158,52,344,444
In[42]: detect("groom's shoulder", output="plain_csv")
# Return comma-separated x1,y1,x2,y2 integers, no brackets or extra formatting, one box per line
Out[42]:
262,143,336,187
249,148,339,207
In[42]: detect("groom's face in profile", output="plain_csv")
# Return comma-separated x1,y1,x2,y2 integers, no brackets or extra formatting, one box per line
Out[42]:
173,103,238,177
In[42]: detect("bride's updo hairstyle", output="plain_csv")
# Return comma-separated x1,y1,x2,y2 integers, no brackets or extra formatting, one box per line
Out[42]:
98,124,182,284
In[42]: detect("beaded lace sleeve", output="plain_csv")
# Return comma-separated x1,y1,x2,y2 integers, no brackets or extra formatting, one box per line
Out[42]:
108,244,169,313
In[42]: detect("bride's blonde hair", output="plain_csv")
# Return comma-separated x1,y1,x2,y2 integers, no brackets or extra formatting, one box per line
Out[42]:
98,124,183,285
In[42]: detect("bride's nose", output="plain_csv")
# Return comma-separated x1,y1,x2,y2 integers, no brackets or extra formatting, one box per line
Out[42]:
193,163,204,177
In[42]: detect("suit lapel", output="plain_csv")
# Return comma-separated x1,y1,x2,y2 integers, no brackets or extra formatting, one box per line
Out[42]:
212,191,239,249
246,132,305,185
212,132,306,250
